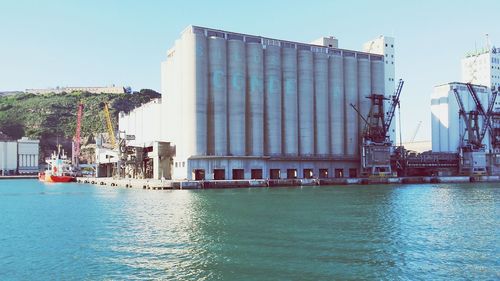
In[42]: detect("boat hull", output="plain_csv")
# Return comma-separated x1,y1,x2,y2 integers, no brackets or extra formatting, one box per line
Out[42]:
38,172,75,183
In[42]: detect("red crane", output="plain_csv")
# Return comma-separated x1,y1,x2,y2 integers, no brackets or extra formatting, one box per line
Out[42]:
72,102,84,166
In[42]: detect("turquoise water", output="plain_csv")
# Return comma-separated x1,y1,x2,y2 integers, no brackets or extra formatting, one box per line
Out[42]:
0,180,498,280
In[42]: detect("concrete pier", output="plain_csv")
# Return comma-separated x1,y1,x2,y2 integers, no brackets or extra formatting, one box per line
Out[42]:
75,175,499,190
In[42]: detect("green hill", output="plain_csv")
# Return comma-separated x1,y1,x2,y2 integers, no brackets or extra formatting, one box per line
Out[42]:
0,89,160,160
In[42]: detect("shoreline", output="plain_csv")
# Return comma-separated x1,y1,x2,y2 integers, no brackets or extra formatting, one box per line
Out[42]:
0,175,38,180
74,176,500,190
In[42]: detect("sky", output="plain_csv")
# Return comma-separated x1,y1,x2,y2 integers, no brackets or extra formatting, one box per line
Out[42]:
1,0,499,142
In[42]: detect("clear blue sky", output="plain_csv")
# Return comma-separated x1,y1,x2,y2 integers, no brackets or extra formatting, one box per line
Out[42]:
1,0,499,142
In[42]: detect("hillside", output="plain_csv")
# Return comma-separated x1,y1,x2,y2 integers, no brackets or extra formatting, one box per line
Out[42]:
0,89,160,160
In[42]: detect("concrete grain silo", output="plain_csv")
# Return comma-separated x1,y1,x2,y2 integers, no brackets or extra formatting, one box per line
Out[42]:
281,47,299,156
246,42,264,156
298,49,314,156
264,45,282,156
329,52,345,156
314,52,329,156
158,26,389,180
343,52,358,157
227,39,246,156
208,36,227,156
357,54,371,139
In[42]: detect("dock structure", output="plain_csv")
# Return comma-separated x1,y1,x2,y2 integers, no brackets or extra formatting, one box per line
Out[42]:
76,176,500,190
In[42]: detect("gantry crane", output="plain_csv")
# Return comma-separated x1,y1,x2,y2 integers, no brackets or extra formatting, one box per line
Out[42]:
452,83,497,175
351,79,404,177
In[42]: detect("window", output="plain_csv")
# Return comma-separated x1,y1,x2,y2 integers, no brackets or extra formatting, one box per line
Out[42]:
269,169,280,179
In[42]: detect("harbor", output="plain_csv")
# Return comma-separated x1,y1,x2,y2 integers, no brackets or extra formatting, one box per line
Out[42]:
76,175,500,189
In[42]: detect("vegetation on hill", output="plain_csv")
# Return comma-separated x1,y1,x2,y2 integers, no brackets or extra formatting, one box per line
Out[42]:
0,89,160,160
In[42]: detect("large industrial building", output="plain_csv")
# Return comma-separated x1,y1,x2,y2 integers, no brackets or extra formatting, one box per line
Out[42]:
0,134,40,175
431,82,491,152
461,47,500,88
120,26,395,180
432,46,500,175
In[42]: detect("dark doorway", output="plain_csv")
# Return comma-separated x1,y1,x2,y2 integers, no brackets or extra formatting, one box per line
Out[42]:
349,168,357,178
269,169,280,179
335,169,343,178
303,169,313,179
251,169,263,179
214,169,225,180
232,169,244,180
319,169,328,178
194,169,205,180
287,169,297,179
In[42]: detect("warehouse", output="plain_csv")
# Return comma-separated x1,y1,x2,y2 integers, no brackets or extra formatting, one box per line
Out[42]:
148,26,391,180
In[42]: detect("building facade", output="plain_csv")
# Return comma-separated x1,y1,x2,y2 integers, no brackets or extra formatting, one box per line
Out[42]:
17,137,40,174
461,47,500,89
0,140,18,175
431,82,491,153
155,26,389,180
26,86,126,95
0,135,39,175
118,99,163,146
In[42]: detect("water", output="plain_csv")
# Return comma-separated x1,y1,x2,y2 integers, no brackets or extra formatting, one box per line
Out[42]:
0,180,498,280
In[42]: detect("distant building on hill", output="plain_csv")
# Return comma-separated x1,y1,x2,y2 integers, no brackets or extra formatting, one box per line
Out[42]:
25,85,127,95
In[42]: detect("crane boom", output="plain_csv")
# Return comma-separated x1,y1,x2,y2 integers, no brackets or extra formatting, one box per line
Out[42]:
466,83,495,144
103,103,116,148
384,79,404,134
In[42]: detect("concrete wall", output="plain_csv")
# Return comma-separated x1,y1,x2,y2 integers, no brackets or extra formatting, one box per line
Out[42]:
161,26,386,180
0,141,18,175
17,137,39,174
431,82,491,153
119,99,162,146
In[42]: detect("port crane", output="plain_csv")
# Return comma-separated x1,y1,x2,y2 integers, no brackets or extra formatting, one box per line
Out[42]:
452,83,497,175
103,103,117,148
351,79,404,176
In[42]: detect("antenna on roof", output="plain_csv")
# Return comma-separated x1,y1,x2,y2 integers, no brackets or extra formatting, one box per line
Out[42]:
486,33,491,51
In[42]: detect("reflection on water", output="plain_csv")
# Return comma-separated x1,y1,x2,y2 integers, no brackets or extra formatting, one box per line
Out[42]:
0,181,498,280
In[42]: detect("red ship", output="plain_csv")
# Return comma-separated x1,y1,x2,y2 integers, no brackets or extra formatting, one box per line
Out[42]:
38,145,76,183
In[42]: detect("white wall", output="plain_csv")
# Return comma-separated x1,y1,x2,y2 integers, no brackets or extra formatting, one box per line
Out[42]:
17,137,39,173
118,99,162,146
1,141,18,174
431,83,491,152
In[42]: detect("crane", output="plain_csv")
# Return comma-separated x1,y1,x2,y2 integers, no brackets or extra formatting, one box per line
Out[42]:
103,103,117,148
452,83,496,175
72,101,84,166
350,79,404,177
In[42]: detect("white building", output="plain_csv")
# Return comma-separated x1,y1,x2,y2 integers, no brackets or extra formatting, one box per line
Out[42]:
0,137,17,176
431,82,491,153
118,99,163,146
363,36,397,141
155,26,392,180
26,85,126,95
461,47,500,89
17,137,40,174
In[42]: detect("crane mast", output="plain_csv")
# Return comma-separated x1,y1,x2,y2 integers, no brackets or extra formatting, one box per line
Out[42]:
351,79,404,177
452,83,496,175
103,103,117,148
